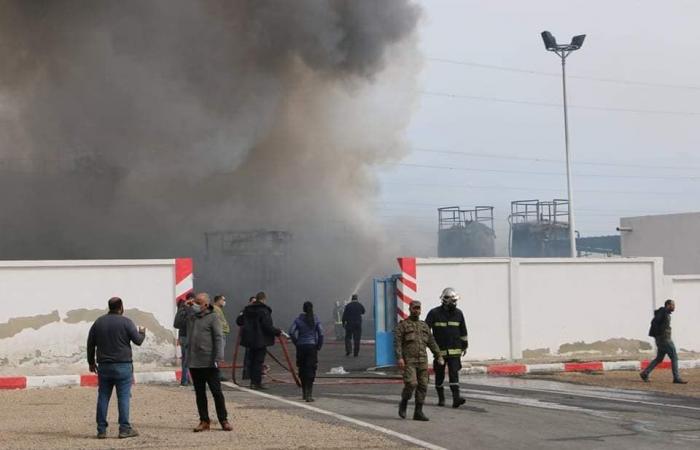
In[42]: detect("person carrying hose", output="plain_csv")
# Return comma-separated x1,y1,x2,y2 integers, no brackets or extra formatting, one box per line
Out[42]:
288,301,324,402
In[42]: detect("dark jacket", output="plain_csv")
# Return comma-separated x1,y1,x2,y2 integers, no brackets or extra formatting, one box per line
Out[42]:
289,314,324,349
87,312,145,365
342,301,365,328
174,304,223,368
173,303,187,338
648,307,672,341
425,305,468,358
235,301,281,349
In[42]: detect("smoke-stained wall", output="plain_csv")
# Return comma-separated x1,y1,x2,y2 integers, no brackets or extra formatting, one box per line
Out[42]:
0,1,422,319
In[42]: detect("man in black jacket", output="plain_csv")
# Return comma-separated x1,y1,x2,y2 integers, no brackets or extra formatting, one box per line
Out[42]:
425,287,468,408
342,294,365,357
640,299,687,384
87,297,145,439
235,291,281,389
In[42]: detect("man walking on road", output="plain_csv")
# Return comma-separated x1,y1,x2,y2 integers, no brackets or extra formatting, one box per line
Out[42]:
342,294,365,357
395,300,443,421
236,291,281,389
640,299,688,384
426,287,468,408
174,292,232,432
87,297,145,439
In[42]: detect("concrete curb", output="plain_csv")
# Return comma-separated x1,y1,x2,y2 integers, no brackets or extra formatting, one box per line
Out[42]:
461,359,700,376
0,370,183,390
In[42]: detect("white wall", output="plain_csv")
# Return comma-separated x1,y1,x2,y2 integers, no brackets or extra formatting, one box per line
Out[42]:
665,275,700,353
405,257,700,360
0,260,179,371
416,259,511,361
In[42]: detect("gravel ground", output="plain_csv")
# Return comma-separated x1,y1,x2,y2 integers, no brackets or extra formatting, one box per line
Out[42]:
0,385,410,450
526,367,700,398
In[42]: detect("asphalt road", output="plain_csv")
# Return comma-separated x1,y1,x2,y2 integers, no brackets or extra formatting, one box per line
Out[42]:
227,343,700,450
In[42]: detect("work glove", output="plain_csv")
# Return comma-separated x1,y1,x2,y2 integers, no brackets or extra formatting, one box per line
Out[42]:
436,357,445,366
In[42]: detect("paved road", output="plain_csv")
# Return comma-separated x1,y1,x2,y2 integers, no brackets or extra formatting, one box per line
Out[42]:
228,372,700,449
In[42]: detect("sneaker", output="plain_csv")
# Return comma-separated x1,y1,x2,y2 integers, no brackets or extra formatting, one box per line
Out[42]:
118,428,139,439
639,372,649,382
221,420,233,431
673,379,688,384
96,431,107,439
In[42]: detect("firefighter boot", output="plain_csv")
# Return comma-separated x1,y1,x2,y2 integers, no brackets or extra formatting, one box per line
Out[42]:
306,384,315,402
450,385,466,408
413,402,429,421
398,394,410,419
436,387,445,406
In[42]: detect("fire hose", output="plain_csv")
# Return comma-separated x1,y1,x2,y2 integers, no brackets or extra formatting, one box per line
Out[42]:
229,327,401,387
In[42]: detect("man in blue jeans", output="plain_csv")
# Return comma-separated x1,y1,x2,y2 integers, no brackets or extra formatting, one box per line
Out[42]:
640,299,688,384
87,297,146,439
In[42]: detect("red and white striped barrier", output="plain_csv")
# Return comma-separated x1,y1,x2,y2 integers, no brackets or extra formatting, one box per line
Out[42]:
175,257,194,302
0,370,185,390
396,257,417,321
461,358,700,376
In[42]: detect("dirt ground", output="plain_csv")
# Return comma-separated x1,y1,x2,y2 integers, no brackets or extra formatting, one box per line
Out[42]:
0,385,407,450
527,367,700,398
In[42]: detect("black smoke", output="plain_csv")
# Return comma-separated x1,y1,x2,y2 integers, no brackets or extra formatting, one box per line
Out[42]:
0,0,421,323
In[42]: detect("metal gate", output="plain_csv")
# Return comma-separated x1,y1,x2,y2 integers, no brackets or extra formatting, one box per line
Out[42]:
373,275,399,367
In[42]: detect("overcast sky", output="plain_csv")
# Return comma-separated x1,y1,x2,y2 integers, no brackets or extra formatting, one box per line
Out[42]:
377,0,700,255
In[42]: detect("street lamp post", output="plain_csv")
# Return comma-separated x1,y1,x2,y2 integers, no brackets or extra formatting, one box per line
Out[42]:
541,31,585,258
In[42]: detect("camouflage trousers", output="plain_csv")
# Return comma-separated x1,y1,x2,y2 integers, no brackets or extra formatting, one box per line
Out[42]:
401,363,429,403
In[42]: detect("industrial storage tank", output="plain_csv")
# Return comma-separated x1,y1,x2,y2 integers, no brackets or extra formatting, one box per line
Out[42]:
438,206,495,257
509,199,570,257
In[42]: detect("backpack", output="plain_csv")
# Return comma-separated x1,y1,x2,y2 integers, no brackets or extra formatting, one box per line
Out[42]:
648,310,659,337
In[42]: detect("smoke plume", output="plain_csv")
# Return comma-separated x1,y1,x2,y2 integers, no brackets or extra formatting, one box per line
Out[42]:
0,0,421,321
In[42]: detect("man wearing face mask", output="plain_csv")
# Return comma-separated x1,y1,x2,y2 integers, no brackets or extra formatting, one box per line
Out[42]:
395,300,443,421
425,287,468,409
174,292,232,432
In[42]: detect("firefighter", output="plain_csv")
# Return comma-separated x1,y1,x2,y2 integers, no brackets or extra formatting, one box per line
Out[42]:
425,287,468,408
394,300,443,421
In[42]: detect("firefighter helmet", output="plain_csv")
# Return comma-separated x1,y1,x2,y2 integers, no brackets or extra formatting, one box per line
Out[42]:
440,287,460,305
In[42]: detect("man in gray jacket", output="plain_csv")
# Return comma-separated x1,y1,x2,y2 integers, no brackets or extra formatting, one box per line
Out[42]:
174,292,232,432
87,297,145,439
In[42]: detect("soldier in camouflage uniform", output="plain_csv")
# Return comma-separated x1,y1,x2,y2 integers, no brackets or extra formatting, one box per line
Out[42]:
394,300,444,421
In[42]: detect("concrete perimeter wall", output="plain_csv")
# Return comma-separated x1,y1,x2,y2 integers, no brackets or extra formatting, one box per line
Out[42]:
400,257,699,361
0,260,187,373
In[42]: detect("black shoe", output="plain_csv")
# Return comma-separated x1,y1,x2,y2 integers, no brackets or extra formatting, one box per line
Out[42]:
413,403,429,421
250,384,267,390
640,372,649,382
436,388,445,407
452,397,466,409
673,379,688,384
118,428,139,439
398,398,409,419
306,385,315,402
96,431,107,439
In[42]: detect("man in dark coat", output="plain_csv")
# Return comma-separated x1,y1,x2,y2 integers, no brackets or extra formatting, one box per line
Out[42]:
235,291,281,389
342,294,365,357
426,287,468,408
640,299,687,384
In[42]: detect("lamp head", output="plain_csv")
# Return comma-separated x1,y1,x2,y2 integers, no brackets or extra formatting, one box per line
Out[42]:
570,34,586,49
541,31,557,50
